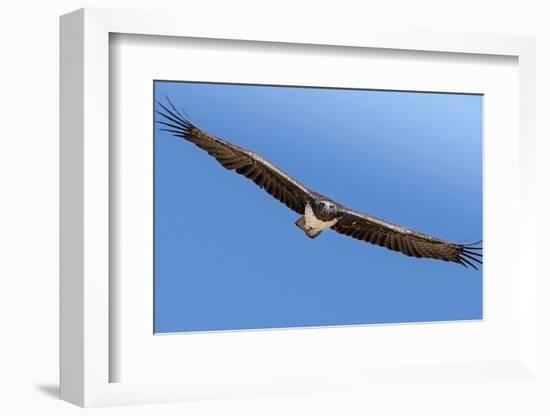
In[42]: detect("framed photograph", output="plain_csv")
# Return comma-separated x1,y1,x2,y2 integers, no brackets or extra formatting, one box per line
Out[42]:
60,8,538,408
152,80,483,336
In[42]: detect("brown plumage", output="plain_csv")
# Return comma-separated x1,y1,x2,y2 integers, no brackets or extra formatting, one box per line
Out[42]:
331,208,482,269
156,99,482,270
156,100,313,215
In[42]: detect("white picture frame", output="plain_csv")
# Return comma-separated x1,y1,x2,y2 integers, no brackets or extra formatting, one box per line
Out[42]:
60,7,538,408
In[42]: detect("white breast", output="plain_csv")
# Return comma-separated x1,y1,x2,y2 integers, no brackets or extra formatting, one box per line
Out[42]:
304,203,338,231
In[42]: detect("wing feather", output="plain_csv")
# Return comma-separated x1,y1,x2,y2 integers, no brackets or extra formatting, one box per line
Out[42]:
331,207,482,268
156,100,316,214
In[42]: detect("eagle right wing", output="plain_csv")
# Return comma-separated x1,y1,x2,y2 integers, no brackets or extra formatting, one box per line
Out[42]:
332,206,483,269
156,100,317,215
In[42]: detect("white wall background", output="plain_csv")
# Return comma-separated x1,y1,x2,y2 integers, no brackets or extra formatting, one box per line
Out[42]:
0,0,548,414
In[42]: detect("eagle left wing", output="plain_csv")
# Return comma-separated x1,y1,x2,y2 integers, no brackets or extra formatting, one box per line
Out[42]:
155,99,317,215
331,206,482,269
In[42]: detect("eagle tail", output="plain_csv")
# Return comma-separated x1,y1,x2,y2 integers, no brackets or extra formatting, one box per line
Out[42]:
295,216,323,239
295,216,306,230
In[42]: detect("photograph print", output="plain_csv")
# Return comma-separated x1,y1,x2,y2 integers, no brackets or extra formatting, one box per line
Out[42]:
154,81,483,334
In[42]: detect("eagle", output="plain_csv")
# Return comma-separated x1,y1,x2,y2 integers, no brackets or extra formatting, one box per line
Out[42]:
156,99,482,270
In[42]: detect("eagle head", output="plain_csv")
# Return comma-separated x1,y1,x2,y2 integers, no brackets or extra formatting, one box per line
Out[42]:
313,199,339,221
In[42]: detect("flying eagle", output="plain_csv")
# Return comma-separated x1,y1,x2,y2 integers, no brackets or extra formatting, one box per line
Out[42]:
156,99,482,270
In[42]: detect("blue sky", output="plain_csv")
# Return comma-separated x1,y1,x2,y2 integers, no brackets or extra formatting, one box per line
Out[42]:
154,81,483,333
